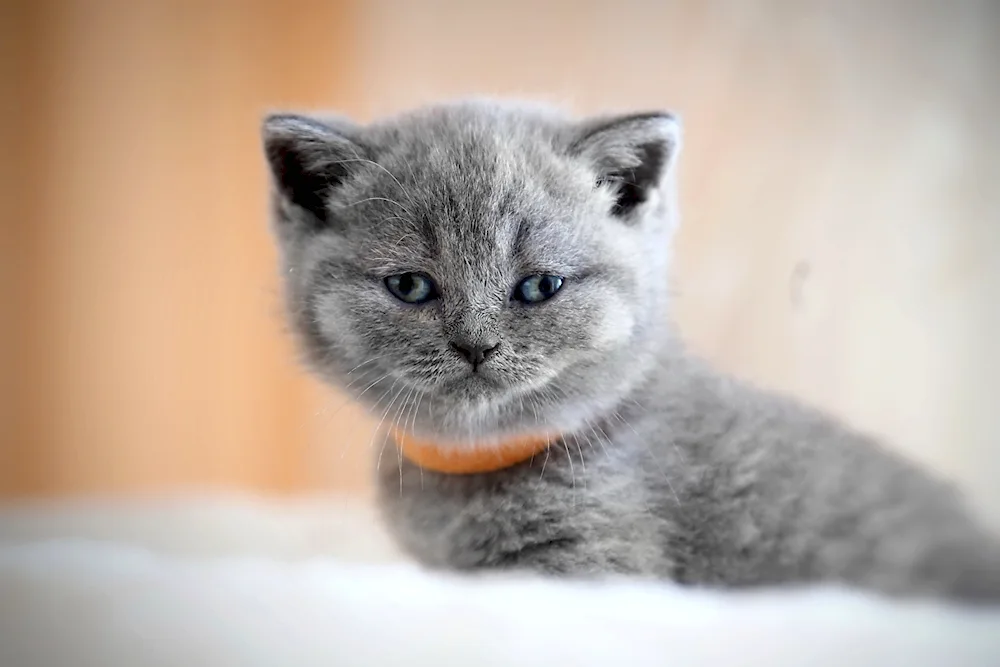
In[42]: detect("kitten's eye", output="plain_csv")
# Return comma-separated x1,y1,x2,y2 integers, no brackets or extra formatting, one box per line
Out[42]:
513,274,564,304
385,272,438,304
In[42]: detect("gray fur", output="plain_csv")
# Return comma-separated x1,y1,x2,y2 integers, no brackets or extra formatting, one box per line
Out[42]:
262,99,1000,602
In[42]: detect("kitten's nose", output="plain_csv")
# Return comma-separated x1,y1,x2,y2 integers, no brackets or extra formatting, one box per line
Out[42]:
449,338,500,368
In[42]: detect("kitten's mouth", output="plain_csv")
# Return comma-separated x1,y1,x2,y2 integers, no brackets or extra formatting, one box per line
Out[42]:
438,363,562,407
445,369,505,391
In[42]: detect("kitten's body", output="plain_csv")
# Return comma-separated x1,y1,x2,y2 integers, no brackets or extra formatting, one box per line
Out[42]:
263,100,1000,601
381,348,1000,599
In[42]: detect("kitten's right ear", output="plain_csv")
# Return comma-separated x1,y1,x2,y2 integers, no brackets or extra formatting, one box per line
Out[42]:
261,113,366,228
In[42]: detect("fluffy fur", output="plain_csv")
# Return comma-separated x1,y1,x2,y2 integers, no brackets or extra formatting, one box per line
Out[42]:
261,99,1000,601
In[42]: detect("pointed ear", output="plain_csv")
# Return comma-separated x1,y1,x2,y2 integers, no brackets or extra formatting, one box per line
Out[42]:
261,113,367,227
569,112,681,219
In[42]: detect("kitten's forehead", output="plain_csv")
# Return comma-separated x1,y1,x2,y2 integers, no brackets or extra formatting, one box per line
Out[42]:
362,104,590,266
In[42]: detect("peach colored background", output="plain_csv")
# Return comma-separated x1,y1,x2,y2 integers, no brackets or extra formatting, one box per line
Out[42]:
2,1,997,522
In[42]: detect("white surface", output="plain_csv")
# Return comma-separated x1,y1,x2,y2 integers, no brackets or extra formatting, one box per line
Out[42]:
0,495,403,562
1,496,998,667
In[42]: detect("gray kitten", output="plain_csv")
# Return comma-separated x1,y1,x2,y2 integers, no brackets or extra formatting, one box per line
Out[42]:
261,99,1000,602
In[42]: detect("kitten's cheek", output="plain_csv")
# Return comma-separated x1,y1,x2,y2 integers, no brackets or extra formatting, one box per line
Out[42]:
313,297,367,351
317,317,361,353
591,302,635,350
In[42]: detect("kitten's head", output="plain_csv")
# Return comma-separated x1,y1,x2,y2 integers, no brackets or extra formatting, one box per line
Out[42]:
262,100,681,445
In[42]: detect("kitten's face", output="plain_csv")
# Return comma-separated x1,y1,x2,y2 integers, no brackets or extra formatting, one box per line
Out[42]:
263,102,680,444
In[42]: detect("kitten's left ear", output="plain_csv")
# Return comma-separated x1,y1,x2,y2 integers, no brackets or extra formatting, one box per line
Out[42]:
569,112,681,219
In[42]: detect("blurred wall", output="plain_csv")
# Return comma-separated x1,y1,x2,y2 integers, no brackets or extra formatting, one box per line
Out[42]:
2,1,998,518
0,0,365,496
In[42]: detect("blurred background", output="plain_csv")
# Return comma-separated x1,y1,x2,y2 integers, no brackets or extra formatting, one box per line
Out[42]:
1,0,998,523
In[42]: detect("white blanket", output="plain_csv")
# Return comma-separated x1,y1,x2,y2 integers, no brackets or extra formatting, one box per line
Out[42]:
1,496,998,667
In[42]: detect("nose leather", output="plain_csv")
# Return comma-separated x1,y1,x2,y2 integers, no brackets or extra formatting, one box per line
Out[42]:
450,338,500,367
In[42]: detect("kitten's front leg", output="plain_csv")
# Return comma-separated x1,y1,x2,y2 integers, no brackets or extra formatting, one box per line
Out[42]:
443,505,658,577
442,509,615,576
378,453,667,578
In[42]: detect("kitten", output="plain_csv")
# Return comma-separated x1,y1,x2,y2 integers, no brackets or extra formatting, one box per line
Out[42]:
261,100,1000,601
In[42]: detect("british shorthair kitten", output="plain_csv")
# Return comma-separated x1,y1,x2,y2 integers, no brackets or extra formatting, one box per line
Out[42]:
262,100,1000,601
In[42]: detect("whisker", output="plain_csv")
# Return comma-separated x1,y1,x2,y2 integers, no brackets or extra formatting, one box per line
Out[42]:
307,356,386,426
344,196,412,216
334,378,390,461
341,383,394,465
330,157,416,208
405,387,426,491
391,387,416,496
560,439,576,503
343,355,387,377
373,381,404,471
587,421,612,458
386,231,421,253
354,373,392,403
573,433,587,475
539,436,551,481
319,371,389,433
587,422,608,457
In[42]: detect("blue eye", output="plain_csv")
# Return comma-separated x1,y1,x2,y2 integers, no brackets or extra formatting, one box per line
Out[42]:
385,272,438,304
514,274,564,304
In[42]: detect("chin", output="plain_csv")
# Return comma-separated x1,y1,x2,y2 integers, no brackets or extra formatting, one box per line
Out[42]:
418,383,512,438
439,371,503,399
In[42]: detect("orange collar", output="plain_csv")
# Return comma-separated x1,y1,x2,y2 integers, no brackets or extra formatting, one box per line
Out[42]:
393,429,554,474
